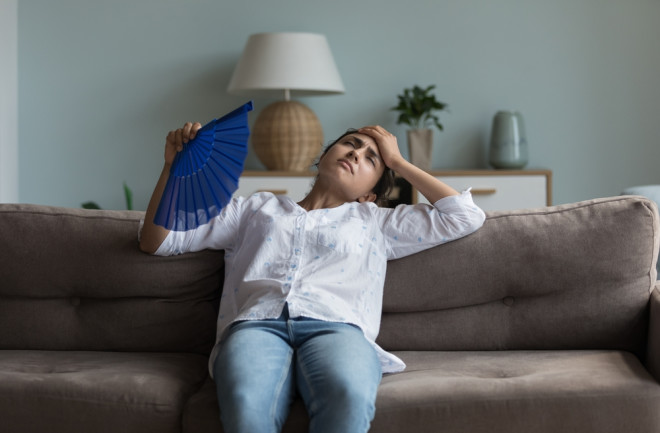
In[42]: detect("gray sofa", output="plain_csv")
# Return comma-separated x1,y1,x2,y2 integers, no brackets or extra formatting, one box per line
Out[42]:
1,195,660,433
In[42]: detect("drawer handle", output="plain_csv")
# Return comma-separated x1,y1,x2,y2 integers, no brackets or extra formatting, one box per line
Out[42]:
257,189,288,196
471,188,497,196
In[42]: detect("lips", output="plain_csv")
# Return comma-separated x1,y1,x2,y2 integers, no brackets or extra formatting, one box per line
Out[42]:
338,159,354,174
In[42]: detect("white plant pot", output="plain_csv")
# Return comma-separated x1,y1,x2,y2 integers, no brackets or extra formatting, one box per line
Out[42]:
407,129,433,171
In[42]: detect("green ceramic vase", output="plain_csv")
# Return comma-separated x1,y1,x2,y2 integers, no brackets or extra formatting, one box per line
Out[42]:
489,111,528,169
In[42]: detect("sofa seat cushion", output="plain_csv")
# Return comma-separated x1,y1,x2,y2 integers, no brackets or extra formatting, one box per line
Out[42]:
0,350,209,433
372,350,660,433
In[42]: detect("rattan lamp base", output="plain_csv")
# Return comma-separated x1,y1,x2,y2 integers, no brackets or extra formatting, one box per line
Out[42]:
252,100,323,171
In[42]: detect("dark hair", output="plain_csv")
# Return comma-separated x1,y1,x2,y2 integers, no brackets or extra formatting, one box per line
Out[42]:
315,129,396,207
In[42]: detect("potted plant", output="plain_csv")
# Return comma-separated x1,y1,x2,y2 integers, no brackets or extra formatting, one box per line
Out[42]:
392,85,448,171
82,182,134,210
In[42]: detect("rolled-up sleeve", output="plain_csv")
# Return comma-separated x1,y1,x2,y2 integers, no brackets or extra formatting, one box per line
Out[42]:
376,190,485,260
147,196,245,256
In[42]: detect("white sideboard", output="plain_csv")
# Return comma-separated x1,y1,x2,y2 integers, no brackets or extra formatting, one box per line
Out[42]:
237,170,552,211
415,170,552,211
236,171,316,202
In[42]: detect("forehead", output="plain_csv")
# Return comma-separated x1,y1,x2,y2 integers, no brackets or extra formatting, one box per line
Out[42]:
342,133,379,153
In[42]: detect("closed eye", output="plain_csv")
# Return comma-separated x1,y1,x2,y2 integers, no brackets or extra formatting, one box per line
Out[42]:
366,148,381,167
342,136,381,167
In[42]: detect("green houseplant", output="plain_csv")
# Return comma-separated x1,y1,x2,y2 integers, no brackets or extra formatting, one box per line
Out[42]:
82,182,134,210
392,85,448,171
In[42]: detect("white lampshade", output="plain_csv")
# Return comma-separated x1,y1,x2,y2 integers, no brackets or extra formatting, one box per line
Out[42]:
227,32,344,172
227,32,345,99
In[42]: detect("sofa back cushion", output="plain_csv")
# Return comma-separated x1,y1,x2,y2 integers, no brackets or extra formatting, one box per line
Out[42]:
378,196,659,357
0,204,223,355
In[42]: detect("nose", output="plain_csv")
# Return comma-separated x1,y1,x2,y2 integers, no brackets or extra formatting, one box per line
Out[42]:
347,149,361,162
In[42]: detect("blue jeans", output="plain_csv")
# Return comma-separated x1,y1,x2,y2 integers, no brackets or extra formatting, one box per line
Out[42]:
212,305,382,433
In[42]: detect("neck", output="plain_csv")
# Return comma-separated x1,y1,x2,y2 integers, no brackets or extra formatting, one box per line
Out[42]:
297,194,346,211
297,182,347,211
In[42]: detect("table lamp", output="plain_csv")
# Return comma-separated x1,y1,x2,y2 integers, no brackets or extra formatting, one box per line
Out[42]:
227,32,345,171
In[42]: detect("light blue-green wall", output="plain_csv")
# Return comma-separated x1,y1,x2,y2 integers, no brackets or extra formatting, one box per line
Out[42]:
17,0,660,209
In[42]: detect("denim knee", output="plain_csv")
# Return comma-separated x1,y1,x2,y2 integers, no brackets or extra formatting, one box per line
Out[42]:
325,379,378,417
212,319,296,433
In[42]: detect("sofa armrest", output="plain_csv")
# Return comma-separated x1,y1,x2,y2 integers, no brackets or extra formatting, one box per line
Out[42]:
647,283,660,382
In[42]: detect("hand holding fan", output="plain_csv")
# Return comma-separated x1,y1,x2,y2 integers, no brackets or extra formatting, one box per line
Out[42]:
154,101,253,231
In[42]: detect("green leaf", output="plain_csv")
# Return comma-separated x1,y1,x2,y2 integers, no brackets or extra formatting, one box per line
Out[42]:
123,182,133,211
392,84,448,131
82,201,102,210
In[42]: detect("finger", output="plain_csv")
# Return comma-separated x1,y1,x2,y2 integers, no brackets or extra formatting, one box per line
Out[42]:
189,122,202,140
181,122,194,143
360,125,390,137
165,130,183,157
174,128,185,149
166,130,177,144
357,126,377,137
373,125,393,136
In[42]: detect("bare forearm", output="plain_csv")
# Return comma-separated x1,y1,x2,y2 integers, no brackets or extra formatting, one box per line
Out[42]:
390,157,459,203
139,121,204,253
139,165,172,254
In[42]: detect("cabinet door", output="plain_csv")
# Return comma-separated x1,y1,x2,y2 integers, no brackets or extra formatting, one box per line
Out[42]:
417,175,548,211
236,175,315,202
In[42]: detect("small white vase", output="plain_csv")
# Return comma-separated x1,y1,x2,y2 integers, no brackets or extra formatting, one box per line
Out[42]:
407,129,433,171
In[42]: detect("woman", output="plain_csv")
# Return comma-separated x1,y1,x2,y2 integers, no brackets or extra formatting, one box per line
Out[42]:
140,123,485,433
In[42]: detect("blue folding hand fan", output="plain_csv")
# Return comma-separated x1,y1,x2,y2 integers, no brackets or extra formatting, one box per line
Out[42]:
154,101,253,231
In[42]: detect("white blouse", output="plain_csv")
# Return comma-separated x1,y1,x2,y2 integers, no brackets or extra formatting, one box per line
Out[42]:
153,191,485,374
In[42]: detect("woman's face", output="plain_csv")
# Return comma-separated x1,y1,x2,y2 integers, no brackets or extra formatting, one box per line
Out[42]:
317,132,386,202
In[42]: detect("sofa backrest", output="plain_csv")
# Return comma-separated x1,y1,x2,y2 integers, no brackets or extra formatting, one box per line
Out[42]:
378,196,660,358
0,204,224,355
3,197,658,358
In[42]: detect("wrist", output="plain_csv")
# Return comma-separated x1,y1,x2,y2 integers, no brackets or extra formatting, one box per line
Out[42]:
386,155,410,173
159,163,173,180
